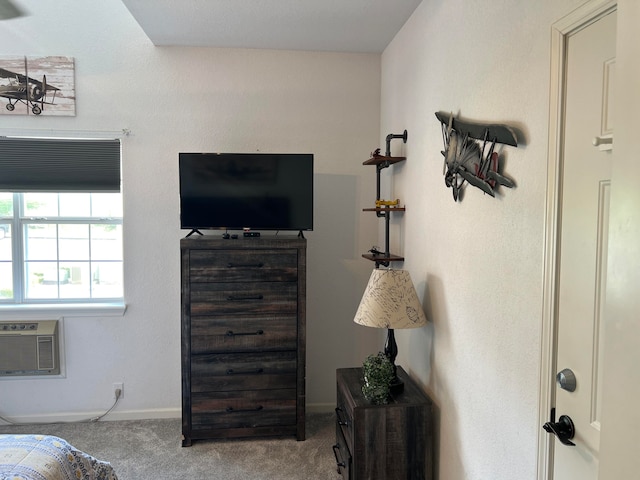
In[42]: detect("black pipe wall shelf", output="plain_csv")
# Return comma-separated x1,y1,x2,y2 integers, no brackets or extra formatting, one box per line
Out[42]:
362,131,408,267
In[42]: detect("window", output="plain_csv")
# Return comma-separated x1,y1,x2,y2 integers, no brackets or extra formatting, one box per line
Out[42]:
0,138,122,306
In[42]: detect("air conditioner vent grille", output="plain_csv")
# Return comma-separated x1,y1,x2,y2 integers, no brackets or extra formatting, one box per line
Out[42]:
37,336,55,370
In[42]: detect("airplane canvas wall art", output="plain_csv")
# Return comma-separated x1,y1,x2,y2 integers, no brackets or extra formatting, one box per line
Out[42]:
0,55,75,116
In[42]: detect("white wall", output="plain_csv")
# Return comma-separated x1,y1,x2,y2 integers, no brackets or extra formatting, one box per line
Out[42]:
0,0,380,419
380,1,584,479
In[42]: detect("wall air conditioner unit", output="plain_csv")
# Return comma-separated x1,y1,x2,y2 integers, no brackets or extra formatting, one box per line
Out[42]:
0,320,60,376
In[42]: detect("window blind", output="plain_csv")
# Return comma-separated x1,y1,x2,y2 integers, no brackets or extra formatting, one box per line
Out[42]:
0,137,121,192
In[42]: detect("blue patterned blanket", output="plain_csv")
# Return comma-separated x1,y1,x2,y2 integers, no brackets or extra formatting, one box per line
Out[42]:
0,434,118,480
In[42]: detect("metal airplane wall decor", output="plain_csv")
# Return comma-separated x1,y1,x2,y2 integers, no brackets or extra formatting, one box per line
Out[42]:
436,111,518,201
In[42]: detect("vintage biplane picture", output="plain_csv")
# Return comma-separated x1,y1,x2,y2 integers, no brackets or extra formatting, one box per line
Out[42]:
436,111,518,202
0,55,75,116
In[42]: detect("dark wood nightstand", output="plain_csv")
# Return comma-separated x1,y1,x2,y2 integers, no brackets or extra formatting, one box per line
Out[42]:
333,366,434,480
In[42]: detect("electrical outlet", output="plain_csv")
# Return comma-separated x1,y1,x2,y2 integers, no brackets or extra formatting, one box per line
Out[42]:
113,382,124,399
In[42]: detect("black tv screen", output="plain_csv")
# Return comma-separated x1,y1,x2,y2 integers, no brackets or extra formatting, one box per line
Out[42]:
179,152,314,232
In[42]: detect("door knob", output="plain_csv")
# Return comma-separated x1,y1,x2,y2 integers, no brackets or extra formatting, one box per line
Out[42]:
543,408,576,446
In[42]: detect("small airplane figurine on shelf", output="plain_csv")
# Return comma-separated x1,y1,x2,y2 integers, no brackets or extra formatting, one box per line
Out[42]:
0,57,60,115
435,111,518,202
375,198,401,208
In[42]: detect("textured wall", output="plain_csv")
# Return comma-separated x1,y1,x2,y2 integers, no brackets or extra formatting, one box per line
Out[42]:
0,0,380,418
379,1,584,479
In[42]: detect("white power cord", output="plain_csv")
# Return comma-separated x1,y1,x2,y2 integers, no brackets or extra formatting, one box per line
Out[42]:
89,388,122,422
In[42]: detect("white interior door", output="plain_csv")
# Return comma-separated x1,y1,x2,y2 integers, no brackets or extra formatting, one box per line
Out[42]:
550,8,616,479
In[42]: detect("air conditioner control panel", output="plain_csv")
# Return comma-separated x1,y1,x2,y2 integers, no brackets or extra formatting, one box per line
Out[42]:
0,323,38,332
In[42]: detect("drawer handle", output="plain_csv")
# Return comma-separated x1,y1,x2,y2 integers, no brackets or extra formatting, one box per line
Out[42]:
227,262,264,268
226,368,264,375
335,407,349,426
226,329,264,337
227,294,264,301
332,444,346,471
225,405,264,413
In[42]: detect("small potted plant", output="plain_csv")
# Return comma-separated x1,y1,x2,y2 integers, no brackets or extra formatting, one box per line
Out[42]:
362,352,394,404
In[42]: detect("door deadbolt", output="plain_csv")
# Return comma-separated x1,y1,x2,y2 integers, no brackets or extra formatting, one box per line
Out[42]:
556,368,577,392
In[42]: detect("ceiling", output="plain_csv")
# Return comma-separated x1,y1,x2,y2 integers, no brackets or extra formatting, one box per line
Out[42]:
120,0,422,54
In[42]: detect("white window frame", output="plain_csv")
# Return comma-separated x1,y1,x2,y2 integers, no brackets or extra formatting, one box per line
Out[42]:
0,193,126,317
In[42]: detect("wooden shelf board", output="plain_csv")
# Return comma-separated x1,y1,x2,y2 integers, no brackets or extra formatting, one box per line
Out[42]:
363,207,406,212
363,156,406,166
362,253,405,263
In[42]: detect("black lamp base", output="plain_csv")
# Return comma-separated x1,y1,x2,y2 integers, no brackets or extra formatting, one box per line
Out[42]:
384,328,404,394
390,376,404,394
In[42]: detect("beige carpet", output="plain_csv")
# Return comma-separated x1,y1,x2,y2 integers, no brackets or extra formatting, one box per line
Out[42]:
0,413,341,480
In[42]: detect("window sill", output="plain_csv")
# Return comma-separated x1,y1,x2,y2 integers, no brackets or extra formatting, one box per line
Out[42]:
0,303,127,319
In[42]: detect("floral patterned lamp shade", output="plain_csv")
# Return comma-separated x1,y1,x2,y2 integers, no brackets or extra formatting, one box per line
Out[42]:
354,268,427,392
354,268,427,329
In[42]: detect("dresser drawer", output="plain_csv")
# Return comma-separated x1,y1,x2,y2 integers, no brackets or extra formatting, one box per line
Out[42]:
336,378,355,452
333,423,352,480
189,249,299,283
191,388,297,430
191,351,297,392
191,314,297,353
190,282,297,316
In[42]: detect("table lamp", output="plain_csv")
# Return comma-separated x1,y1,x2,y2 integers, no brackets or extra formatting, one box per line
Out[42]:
353,268,427,392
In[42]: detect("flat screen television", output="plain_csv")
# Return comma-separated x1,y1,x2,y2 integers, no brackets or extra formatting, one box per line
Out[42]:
179,152,314,233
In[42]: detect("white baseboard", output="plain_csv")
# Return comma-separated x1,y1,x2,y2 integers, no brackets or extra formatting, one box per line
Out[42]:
0,408,181,425
0,405,336,426
101,408,181,421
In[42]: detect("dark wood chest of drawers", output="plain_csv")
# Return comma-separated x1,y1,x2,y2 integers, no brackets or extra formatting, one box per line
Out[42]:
334,367,434,480
181,237,306,445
